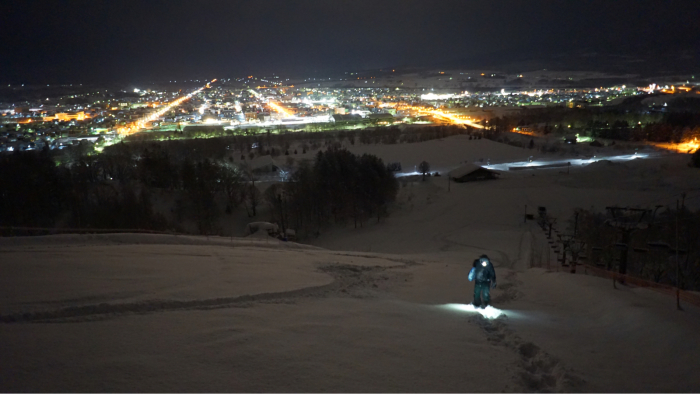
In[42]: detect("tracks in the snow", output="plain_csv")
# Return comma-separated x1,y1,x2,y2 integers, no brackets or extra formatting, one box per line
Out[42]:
469,270,586,392
0,262,413,324
471,315,586,392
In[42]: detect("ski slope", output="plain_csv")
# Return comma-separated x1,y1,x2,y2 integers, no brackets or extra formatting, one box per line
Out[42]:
2,136,700,392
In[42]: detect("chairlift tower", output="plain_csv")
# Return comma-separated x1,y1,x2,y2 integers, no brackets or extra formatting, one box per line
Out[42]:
557,234,586,273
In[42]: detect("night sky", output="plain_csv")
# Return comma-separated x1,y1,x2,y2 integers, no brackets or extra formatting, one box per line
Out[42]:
2,0,699,84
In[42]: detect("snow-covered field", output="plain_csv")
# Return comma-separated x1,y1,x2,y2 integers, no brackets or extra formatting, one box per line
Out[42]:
2,136,700,392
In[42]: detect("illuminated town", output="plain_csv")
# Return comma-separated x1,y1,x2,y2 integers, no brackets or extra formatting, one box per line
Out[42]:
2,70,699,154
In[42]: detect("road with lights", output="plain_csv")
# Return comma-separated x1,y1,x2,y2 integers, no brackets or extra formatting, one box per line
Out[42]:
395,104,485,129
422,109,485,129
267,101,293,117
117,80,214,135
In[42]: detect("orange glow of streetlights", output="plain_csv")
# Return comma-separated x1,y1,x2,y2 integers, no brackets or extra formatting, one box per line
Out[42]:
267,101,292,117
402,105,485,129
117,85,206,136
677,138,700,153
652,138,699,154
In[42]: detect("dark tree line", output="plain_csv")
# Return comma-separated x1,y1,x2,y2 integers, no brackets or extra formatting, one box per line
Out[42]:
266,148,399,236
0,144,246,235
0,148,169,233
1,142,400,238
2,121,460,237
0,149,67,229
487,106,700,144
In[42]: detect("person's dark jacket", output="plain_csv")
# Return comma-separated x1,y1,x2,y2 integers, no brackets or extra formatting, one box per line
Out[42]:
469,258,497,287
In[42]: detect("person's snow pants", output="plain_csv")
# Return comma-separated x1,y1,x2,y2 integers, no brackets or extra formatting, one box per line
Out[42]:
473,282,491,306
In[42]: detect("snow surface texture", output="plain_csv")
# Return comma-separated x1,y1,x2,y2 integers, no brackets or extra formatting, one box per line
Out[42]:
2,136,700,392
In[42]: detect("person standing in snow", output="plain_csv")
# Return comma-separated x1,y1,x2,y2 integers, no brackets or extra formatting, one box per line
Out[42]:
468,254,497,308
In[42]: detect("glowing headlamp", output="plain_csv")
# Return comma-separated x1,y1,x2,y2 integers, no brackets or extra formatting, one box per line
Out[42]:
482,261,487,267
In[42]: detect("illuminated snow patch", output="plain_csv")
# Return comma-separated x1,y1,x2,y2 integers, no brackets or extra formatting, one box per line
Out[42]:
395,171,422,177
441,303,505,319
421,93,461,100
482,151,657,172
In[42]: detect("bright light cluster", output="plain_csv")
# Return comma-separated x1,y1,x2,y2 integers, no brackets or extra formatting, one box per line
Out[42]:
441,303,505,319
680,138,700,153
421,93,461,100
267,101,292,117
654,138,700,154
511,128,535,136
395,104,485,129
423,109,485,129
117,81,213,135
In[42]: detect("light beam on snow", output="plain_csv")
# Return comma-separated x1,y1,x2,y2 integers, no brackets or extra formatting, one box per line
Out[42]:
395,171,422,177
482,152,655,172
441,303,505,319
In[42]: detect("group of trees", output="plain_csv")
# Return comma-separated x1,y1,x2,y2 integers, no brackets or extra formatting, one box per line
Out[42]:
0,143,249,235
265,148,399,235
1,119,492,238
1,140,400,239
487,106,700,144
0,150,68,230
44,122,463,236
0,148,170,233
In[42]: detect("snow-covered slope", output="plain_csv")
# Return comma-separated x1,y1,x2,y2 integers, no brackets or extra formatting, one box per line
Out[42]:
0,235,522,392
2,137,700,392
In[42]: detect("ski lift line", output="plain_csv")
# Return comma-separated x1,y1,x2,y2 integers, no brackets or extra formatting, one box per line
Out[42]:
676,193,700,203
626,190,700,210
574,188,699,218
642,214,700,226
608,193,700,225
580,263,700,309
576,208,700,226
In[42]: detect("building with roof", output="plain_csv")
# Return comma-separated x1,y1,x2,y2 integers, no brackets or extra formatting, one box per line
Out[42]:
448,163,499,183
368,113,395,124
331,114,363,125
